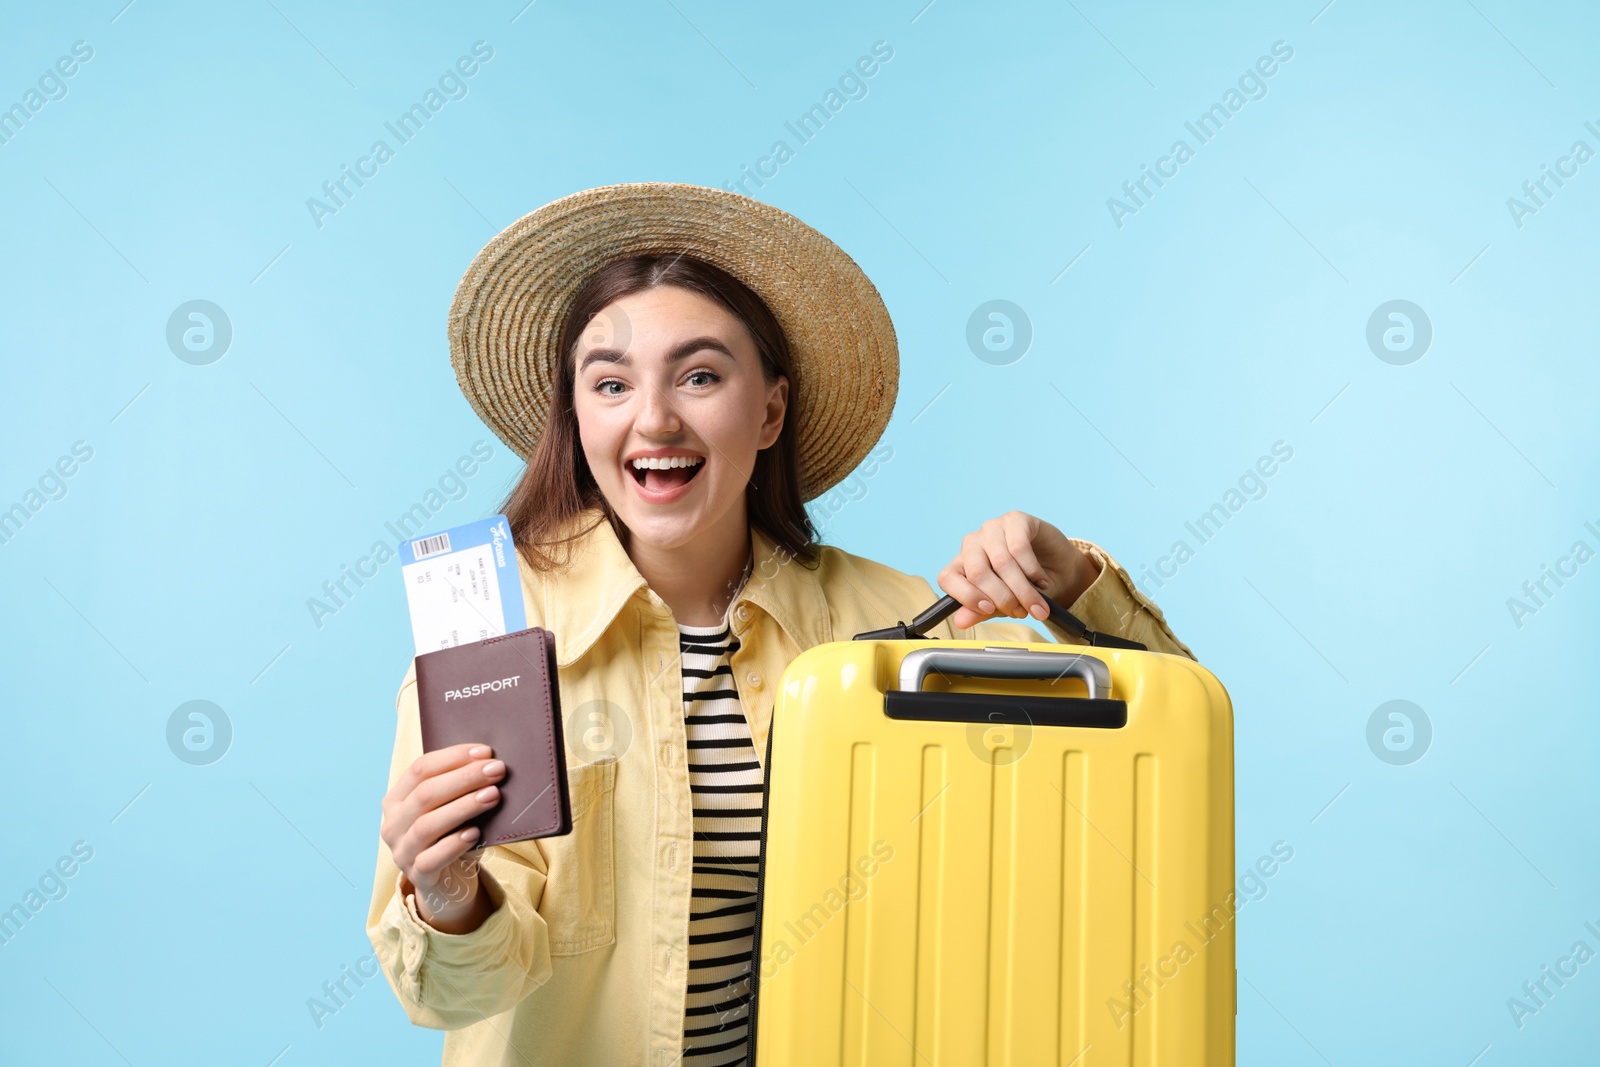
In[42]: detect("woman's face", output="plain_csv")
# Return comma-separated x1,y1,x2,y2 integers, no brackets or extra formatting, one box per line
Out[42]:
572,284,788,550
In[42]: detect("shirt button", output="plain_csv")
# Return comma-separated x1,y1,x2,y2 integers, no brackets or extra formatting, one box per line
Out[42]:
734,605,750,623
746,672,763,688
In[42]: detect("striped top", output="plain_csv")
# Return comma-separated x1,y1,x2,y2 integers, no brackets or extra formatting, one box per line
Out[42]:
678,618,764,1066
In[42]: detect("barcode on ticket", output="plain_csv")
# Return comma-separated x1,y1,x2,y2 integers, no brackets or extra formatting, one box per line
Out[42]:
411,532,452,560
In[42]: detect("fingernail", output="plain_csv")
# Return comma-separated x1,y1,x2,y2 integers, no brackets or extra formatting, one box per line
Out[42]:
1030,603,1047,619
460,826,480,841
476,786,498,803
469,745,490,758
978,599,994,613
483,760,505,777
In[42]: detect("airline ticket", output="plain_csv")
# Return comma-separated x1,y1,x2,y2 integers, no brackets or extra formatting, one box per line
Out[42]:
398,514,528,654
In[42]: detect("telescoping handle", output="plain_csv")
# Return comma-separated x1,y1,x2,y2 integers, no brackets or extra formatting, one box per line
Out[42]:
854,591,1148,651
882,644,1129,728
897,646,1112,700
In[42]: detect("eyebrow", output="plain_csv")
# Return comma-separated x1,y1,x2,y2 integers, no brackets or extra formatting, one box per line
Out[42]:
577,336,737,373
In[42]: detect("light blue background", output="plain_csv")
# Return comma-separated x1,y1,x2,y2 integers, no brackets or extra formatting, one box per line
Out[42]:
3,1,1597,1063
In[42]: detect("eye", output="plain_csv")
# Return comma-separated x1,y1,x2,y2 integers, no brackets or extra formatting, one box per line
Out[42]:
593,378,626,397
684,370,721,387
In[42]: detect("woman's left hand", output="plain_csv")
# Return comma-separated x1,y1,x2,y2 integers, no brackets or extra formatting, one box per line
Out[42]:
938,510,1101,630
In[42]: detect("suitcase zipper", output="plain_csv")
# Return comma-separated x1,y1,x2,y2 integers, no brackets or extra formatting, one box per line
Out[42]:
746,724,775,1063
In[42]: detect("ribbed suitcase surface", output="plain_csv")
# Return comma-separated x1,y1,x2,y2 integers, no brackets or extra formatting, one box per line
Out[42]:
750,638,1234,1067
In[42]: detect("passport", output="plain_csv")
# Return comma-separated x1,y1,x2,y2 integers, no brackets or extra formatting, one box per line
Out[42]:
414,626,573,844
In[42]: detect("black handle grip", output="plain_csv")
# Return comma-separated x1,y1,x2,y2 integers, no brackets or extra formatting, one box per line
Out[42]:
853,591,1147,650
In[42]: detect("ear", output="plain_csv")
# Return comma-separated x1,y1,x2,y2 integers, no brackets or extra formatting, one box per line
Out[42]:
758,373,788,449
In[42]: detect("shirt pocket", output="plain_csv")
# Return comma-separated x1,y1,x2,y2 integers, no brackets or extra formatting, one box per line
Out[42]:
539,756,617,956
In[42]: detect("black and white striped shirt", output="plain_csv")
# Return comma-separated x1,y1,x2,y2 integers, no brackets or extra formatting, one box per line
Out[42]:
678,618,763,1066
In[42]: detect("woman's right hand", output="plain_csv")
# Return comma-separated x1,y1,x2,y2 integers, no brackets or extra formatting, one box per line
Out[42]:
380,742,506,934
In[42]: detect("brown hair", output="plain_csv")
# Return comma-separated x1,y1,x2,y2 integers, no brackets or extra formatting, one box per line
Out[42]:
500,253,820,574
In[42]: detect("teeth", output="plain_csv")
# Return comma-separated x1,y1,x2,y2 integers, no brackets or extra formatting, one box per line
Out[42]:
630,456,704,470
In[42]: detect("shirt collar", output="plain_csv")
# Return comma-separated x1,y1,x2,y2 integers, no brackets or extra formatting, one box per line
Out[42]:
527,507,830,667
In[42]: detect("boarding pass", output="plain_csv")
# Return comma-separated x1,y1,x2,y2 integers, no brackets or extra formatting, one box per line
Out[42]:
398,514,528,654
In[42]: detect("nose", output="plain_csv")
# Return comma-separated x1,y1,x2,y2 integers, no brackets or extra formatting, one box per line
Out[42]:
635,380,682,437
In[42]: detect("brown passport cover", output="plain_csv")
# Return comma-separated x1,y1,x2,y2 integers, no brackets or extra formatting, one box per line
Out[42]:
413,627,572,845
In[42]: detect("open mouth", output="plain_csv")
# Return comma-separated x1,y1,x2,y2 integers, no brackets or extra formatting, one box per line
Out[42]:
629,456,706,493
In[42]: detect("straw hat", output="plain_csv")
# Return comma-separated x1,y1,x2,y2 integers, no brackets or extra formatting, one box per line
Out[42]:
447,182,900,503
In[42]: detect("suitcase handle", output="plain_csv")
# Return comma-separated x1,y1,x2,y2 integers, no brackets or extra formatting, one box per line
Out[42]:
854,592,1148,651
898,646,1112,700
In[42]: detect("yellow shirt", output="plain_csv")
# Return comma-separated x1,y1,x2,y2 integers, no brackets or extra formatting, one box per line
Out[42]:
365,508,1195,1066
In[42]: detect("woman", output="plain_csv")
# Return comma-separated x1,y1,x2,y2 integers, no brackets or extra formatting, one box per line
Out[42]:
367,183,1194,1066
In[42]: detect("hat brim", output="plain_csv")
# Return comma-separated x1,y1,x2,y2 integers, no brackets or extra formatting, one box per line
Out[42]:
447,182,899,504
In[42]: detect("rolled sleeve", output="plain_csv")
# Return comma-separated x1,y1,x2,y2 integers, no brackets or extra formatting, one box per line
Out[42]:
1045,539,1195,659
926,539,1196,660
366,667,556,1030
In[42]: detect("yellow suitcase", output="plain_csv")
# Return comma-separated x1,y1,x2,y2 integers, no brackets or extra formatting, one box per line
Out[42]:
749,593,1234,1066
